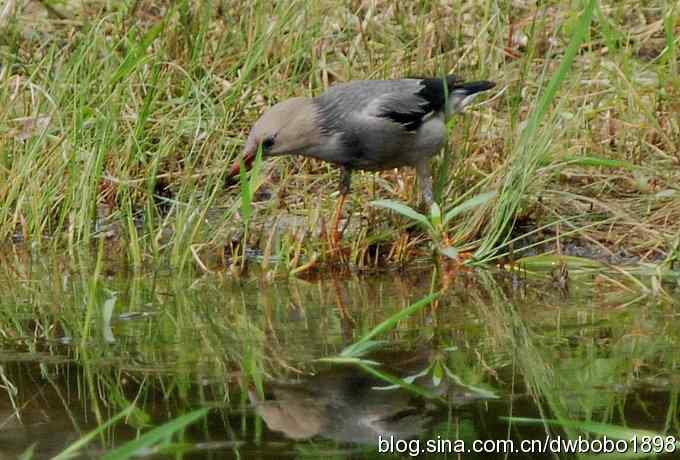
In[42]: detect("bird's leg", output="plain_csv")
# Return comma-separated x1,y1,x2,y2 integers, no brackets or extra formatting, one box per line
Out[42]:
339,166,352,196
332,167,352,246
415,160,434,209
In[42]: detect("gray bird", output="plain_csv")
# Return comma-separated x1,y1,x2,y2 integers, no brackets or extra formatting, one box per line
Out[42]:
232,75,494,210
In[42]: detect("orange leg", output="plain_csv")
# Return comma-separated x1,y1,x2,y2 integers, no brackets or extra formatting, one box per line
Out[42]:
330,167,352,247
332,192,347,246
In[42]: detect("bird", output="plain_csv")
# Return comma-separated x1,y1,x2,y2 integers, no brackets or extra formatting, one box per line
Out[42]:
231,75,495,240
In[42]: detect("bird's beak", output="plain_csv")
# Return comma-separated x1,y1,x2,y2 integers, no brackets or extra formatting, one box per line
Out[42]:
228,147,257,178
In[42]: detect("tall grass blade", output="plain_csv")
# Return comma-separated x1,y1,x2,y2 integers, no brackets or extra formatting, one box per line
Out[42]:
100,408,209,460
474,0,596,261
53,406,135,460
239,158,252,226
109,21,165,88
239,145,264,228
341,292,439,357
18,444,35,460
548,155,637,171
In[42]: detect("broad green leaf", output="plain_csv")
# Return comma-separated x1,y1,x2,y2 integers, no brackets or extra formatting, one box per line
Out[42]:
371,199,433,231
444,191,496,225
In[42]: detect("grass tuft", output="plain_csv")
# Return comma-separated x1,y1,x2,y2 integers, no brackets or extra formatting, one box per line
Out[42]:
0,0,678,273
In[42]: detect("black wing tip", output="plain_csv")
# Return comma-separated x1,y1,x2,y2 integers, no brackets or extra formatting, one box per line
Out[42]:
377,76,495,132
410,75,496,91
457,80,496,94
379,109,424,132
413,76,495,110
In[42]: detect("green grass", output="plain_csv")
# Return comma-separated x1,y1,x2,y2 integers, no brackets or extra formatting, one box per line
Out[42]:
473,0,596,262
1,1,679,275
2,4,679,454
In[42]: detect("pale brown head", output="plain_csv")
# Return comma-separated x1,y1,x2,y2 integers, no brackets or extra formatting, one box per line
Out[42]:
230,97,321,177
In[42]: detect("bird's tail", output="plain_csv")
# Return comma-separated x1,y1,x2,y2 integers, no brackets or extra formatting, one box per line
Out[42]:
447,77,495,114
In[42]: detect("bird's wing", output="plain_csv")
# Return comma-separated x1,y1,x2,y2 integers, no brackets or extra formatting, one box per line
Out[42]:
367,93,431,132
365,77,460,132
317,77,494,135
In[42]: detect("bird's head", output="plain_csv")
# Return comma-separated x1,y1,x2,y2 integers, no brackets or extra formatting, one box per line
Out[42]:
230,97,319,177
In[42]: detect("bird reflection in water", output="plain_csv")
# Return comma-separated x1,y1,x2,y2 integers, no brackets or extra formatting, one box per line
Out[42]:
250,349,497,444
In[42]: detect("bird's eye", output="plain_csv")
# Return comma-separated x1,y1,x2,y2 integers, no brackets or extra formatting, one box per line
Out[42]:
262,136,275,150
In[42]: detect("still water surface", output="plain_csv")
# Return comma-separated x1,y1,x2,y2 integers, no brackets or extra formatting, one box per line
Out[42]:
1,256,678,459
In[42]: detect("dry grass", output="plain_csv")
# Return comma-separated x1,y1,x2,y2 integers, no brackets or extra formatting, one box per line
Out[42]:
0,0,678,274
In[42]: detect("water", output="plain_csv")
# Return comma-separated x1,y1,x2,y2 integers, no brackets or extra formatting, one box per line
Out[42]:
0,253,679,459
